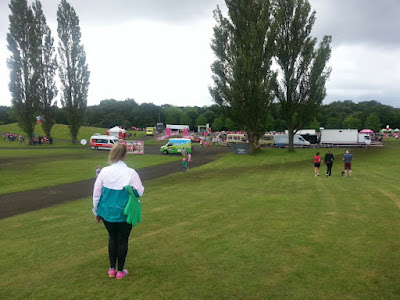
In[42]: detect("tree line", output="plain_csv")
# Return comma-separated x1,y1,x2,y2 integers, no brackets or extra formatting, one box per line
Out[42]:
7,0,89,144
1,99,399,134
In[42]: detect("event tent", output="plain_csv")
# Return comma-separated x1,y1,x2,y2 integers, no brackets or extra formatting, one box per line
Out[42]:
107,126,127,139
360,129,373,133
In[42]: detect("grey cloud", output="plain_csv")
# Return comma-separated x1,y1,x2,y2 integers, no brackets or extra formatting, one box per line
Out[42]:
310,0,400,48
43,0,224,25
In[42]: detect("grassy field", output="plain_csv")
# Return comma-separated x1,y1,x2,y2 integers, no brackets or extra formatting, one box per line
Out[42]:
1,142,400,299
0,123,146,147
0,149,181,194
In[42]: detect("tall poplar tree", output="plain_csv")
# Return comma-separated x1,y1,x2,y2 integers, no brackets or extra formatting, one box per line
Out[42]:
33,0,58,140
209,0,276,154
274,0,332,152
57,0,90,143
7,0,39,144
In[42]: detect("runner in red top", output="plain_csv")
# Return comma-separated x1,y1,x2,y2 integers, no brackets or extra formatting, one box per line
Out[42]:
314,152,321,177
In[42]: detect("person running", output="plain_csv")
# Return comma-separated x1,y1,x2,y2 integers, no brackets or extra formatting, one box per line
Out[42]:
324,150,334,177
343,150,353,177
314,152,321,177
93,143,144,279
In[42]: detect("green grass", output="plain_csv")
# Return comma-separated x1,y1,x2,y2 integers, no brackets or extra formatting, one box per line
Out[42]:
1,143,400,299
0,149,181,194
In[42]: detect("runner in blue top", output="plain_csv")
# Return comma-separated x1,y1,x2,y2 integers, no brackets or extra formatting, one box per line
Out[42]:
93,143,144,279
343,150,353,177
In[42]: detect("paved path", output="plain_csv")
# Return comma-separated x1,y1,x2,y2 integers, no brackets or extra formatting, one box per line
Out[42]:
0,145,230,220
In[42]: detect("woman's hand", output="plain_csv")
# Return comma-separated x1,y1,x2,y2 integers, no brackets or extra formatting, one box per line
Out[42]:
95,215,103,223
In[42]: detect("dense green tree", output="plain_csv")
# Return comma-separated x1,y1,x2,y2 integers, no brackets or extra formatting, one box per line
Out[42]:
212,117,225,131
179,112,192,128
123,120,131,130
33,0,58,139
342,115,361,130
57,0,90,143
165,106,182,125
325,117,341,129
137,103,160,126
195,115,207,127
274,0,332,151
364,112,381,132
210,0,276,153
7,0,39,144
224,117,240,131
0,106,15,124
264,112,275,131
306,118,320,131
182,107,198,128
202,110,215,124
54,106,67,124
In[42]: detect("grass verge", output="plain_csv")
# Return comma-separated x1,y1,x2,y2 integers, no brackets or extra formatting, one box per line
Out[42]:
0,149,180,194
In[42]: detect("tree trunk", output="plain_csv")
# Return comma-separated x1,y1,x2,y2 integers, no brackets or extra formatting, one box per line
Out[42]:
288,127,295,152
248,131,255,155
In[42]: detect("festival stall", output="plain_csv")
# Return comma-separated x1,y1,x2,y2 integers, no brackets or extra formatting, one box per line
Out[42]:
107,126,127,139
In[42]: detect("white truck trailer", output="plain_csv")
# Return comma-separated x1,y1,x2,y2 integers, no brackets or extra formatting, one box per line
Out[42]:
320,129,371,145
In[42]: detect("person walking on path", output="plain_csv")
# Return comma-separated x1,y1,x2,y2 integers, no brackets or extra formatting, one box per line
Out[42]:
324,150,334,177
93,143,144,279
182,157,188,172
343,150,353,177
314,152,321,177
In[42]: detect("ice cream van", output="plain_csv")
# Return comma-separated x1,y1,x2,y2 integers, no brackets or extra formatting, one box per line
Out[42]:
160,138,192,155
90,134,120,150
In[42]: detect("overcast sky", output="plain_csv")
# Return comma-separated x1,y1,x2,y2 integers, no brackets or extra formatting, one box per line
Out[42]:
0,0,399,108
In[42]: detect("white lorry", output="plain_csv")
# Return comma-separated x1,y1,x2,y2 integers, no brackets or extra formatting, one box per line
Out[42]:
320,129,371,145
273,134,311,146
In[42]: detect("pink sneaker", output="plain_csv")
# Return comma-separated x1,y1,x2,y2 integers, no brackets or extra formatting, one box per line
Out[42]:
108,268,116,277
116,269,128,279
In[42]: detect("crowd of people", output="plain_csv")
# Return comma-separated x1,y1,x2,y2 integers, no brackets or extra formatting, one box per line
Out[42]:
2,132,53,144
32,135,53,145
3,132,24,142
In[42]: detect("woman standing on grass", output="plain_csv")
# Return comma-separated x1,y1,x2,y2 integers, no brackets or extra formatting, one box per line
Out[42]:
314,152,321,177
93,143,144,279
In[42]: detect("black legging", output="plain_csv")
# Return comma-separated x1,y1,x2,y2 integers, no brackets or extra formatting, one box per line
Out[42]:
103,220,133,271
326,163,333,176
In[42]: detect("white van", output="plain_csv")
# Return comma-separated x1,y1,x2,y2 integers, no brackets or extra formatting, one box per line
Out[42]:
90,134,120,150
274,134,310,146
